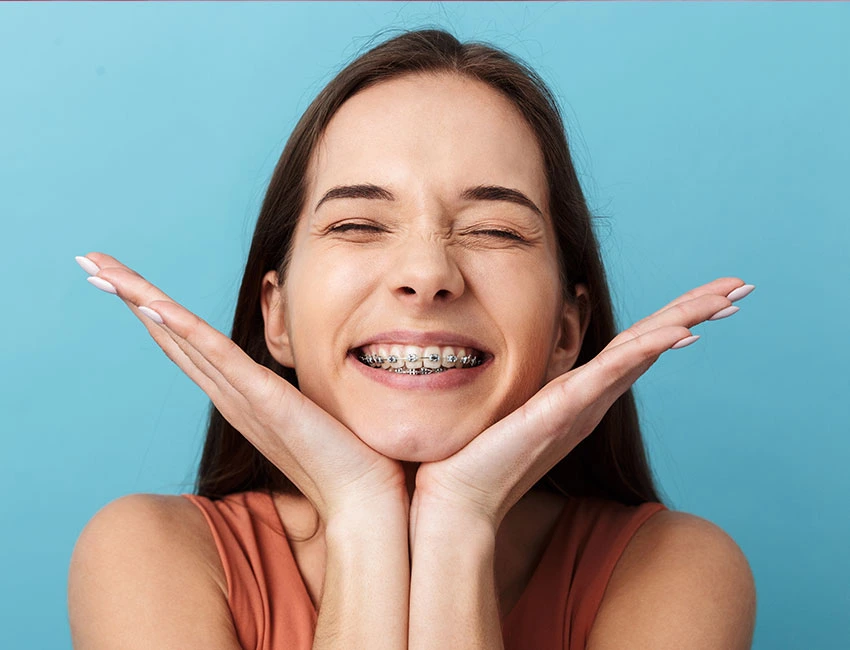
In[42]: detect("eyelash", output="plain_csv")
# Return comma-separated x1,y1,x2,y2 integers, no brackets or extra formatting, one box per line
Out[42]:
327,222,384,234
472,228,526,242
326,223,526,243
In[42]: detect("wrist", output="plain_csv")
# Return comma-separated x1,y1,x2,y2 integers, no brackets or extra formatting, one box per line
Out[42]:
325,495,409,542
410,494,498,551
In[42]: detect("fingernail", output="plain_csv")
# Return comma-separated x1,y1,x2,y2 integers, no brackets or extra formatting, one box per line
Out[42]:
709,305,740,321
726,284,755,302
138,306,164,324
87,276,117,294
75,255,100,275
671,334,700,350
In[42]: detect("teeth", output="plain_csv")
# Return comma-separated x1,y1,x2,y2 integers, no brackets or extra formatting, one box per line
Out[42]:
423,346,441,369
389,346,404,369
404,346,423,369
441,346,457,369
454,347,466,369
358,342,484,372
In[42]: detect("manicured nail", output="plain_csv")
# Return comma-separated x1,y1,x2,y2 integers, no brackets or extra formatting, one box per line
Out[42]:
87,276,117,294
709,305,739,321
726,284,755,302
671,334,700,350
138,306,164,324
75,255,100,275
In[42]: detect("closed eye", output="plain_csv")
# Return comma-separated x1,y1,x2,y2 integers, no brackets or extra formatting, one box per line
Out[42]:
472,229,527,242
328,222,385,234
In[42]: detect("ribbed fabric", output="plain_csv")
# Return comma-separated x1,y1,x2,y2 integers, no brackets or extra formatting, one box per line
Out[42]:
183,491,665,650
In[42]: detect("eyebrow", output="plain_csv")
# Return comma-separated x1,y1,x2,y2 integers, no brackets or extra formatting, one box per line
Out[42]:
314,183,543,217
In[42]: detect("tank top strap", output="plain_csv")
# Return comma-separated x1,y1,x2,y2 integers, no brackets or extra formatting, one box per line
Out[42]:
183,491,317,650
502,496,667,649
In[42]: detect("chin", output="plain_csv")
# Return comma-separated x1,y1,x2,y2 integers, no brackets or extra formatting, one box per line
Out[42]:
350,419,476,463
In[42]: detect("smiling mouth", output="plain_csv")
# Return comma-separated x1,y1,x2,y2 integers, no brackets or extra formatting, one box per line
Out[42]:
355,345,485,375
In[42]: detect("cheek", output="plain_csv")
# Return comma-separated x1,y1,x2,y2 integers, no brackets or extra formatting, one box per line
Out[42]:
473,257,563,390
472,255,562,340
285,247,374,337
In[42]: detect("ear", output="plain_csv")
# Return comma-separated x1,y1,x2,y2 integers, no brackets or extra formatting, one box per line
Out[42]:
260,270,296,368
545,284,591,382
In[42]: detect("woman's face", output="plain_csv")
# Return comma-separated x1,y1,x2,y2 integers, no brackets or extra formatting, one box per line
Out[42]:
262,73,586,462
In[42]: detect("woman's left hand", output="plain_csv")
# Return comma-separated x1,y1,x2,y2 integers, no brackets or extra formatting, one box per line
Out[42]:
411,278,751,532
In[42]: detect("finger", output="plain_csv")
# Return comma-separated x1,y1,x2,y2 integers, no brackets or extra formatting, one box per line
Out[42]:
86,257,331,449
143,297,386,508
607,293,730,349
457,324,691,485
132,302,226,403
573,325,694,412
645,277,750,319
79,251,153,281
85,259,236,395
87,255,176,306
607,277,752,349
644,277,743,317
81,258,271,448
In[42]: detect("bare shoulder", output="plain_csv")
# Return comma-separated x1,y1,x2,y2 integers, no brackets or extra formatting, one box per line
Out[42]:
68,493,239,649
587,509,757,650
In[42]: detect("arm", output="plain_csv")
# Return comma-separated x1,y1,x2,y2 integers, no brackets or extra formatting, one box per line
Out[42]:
408,503,502,650
69,495,411,650
314,499,411,650
79,252,411,650
68,494,241,650
408,278,755,648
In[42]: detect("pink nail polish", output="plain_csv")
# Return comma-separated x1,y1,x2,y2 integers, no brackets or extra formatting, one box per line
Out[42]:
726,284,755,302
709,305,739,321
87,276,117,294
671,335,700,350
138,306,164,324
75,256,100,275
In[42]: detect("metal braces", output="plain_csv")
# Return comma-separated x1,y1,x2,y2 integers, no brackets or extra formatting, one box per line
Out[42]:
358,351,481,370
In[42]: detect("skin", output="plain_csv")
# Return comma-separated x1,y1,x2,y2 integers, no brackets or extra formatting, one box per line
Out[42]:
68,72,757,649
261,72,584,464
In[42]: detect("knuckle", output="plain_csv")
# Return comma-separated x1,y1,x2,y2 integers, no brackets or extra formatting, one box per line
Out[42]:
633,334,661,362
252,369,285,424
618,326,641,343
595,348,627,376
182,312,205,341
670,302,691,320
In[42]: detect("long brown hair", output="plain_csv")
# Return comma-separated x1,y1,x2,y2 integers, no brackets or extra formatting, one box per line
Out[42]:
194,28,665,507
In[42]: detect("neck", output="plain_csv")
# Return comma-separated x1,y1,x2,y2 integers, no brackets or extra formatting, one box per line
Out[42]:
402,462,420,501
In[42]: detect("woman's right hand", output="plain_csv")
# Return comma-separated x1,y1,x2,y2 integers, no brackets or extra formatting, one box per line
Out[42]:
78,252,408,524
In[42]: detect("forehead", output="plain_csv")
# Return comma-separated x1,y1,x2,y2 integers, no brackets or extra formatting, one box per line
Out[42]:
306,73,548,211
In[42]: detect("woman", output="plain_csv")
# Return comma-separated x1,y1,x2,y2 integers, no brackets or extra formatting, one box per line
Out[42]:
68,29,756,649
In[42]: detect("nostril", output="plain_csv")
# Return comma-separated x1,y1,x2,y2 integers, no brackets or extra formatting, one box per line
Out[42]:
400,286,416,295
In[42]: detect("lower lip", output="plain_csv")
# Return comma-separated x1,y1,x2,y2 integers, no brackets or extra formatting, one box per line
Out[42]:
348,352,491,390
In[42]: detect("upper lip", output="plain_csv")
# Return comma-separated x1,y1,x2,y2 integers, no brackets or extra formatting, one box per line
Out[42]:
352,330,492,354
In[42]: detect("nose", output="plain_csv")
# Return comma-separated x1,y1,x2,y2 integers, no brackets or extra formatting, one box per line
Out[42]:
386,234,465,308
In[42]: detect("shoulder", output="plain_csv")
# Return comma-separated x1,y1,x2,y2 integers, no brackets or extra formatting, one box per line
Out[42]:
587,509,757,650
69,493,238,649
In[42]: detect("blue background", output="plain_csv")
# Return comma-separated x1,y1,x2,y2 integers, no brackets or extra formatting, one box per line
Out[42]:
1,2,847,648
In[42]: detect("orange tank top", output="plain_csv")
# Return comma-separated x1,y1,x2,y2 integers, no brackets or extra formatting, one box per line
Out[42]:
183,491,666,650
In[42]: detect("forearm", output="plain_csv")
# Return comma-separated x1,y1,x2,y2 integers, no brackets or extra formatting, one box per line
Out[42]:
408,507,503,650
313,501,410,650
